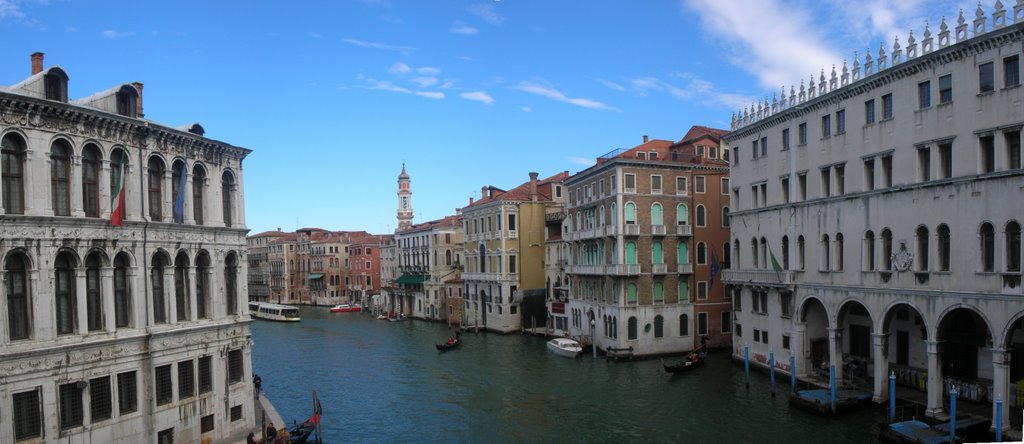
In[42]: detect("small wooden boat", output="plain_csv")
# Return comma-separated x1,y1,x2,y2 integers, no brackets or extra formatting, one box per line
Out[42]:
436,338,461,351
662,352,705,373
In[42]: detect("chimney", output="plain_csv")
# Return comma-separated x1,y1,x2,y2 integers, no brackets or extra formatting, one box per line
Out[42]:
481,186,487,200
277,227,282,231
131,82,145,118
455,207,462,216
30,52,44,75
529,172,539,201
643,135,649,143
469,197,474,205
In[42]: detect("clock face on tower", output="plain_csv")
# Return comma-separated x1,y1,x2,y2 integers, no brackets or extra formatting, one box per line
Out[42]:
402,197,408,209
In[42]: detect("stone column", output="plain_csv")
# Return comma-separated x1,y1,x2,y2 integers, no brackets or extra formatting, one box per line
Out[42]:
994,130,1007,172
991,348,1011,433
126,162,140,221
925,339,943,416
140,165,150,222
29,269,47,340
828,327,843,383
101,267,115,333
188,266,198,321
236,162,246,228
0,270,7,347
75,267,88,335
872,333,889,403
128,268,143,328
163,267,175,324
184,172,195,225
162,170,172,223
792,321,808,378
99,161,111,219
71,154,84,217
26,149,41,216
211,253,224,319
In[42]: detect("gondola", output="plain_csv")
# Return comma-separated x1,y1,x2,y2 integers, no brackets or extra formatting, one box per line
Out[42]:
287,390,322,443
663,335,709,374
436,338,461,351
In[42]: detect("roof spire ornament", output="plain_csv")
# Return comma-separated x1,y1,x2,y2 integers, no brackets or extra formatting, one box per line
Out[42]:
798,79,806,103
955,9,969,42
892,35,903,64
772,92,779,114
829,65,838,90
780,85,787,109
1013,0,1024,25
922,20,934,53
877,42,888,71
973,1,988,35
906,29,918,59
852,51,861,81
818,69,827,95
992,0,1007,29
841,60,850,86
731,112,737,130
808,75,816,99
789,85,796,107
939,16,952,48
864,48,875,76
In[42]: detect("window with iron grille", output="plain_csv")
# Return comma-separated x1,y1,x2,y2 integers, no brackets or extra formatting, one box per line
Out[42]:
228,349,243,383
158,428,174,444
90,376,112,422
198,356,213,394
178,360,195,400
118,371,138,414
59,382,84,430
156,364,173,405
13,388,42,440
231,405,243,421
201,414,215,433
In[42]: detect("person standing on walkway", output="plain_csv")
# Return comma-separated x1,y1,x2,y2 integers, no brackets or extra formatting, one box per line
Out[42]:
254,374,262,397
264,423,276,444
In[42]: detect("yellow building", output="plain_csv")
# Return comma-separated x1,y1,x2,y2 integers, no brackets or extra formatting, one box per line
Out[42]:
461,171,568,333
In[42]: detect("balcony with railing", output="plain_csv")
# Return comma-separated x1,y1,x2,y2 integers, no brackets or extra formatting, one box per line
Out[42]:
722,269,796,287
651,224,666,236
460,272,518,282
604,225,620,237
508,230,518,239
676,225,692,236
677,263,693,274
608,264,641,276
568,264,607,275
1003,272,1022,295
652,263,667,274
568,227,603,242
624,224,640,236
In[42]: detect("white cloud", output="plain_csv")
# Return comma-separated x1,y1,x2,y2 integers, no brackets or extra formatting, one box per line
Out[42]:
411,76,438,87
598,79,626,92
343,38,415,55
460,91,494,105
468,3,504,26
357,75,411,94
513,81,618,111
0,0,24,18
521,106,532,112
101,29,136,39
417,66,440,76
438,81,455,89
566,156,594,166
388,62,412,74
629,74,755,110
416,91,445,99
450,24,479,35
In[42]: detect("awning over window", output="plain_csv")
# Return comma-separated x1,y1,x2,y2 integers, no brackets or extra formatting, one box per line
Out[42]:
308,273,325,280
396,274,427,284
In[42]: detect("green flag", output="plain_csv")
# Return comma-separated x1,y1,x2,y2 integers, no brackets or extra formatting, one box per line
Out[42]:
769,243,783,272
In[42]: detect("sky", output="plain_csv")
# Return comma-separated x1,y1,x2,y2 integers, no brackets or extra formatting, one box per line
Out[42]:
0,0,979,234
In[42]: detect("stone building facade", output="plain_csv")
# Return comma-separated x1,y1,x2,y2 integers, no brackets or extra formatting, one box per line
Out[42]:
563,130,731,357
0,53,254,443
724,6,1024,429
394,216,463,321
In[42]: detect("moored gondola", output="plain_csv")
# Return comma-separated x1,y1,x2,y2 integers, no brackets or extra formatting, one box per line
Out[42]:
663,335,709,374
436,338,461,351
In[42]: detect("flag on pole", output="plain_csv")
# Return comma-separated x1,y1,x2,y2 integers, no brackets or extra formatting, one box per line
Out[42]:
110,153,126,227
709,248,719,289
173,152,187,224
769,243,783,272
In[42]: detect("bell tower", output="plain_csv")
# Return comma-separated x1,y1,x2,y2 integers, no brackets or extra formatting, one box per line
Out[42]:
397,163,413,230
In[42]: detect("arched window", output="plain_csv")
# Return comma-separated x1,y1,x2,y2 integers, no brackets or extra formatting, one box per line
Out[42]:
722,206,730,228
679,314,689,336
152,254,167,324
697,242,707,265
654,315,664,337
628,316,638,340
1007,221,1021,272
723,242,731,268
678,241,689,265
222,171,236,227
611,202,617,225
85,253,103,331
226,252,239,315
446,250,452,266
6,252,31,340
599,205,605,226
696,205,706,227
881,229,893,271
114,253,131,328
864,231,876,271
781,235,790,270
50,140,72,216
1,134,26,214
733,239,741,269
759,237,767,269
750,238,759,268
624,202,636,224
916,226,929,271
676,204,688,225
797,235,806,270
82,145,101,218
835,233,845,271
653,282,664,303
192,165,206,225
821,234,831,271
147,157,164,221
626,283,637,304
651,203,663,225
937,225,951,271
109,148,128,221
981,223,995,272
174,252,190,322
54,252,76,334
678,279,689,302
171,159,186,222
652,241,663,264
612,317,618,338
625,241,637,265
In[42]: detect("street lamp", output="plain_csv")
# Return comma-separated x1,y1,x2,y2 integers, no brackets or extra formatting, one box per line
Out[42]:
590,317,597,359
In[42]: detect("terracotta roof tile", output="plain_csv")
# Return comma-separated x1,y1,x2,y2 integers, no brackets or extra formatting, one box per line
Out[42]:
466,171,568,209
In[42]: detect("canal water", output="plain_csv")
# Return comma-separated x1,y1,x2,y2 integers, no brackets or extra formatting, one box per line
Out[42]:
252,307,884,443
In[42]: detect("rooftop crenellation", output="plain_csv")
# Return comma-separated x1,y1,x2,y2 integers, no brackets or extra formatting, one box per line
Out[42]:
730,0,1024,131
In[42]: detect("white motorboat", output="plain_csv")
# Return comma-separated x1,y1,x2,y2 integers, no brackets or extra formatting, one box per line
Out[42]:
546,338,583,358
249,302,301,322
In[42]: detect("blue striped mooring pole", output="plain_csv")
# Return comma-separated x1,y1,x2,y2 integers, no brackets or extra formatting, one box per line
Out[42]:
996,396,1003,442
769,349,775,397
829,365,836,414
789,353,795,394
744,344,750,389
888,371,896,423
949,387,957,444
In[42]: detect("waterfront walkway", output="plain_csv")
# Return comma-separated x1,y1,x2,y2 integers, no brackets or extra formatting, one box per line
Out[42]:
227,391,285,443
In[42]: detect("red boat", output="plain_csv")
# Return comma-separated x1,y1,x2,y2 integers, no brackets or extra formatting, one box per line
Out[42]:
329,304,362,313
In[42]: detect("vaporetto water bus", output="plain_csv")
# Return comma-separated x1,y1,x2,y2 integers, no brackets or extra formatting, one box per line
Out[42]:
249,302,301,322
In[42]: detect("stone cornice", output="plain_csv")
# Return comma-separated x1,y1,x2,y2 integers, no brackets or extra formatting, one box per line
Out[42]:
726,21,1024,141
